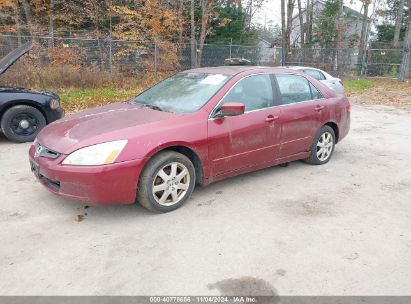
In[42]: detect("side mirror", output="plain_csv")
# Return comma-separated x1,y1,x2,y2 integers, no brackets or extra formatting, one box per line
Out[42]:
216,102,245,118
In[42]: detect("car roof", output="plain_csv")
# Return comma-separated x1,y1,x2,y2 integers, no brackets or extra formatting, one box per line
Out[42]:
286,66,321,71
183,66,297,76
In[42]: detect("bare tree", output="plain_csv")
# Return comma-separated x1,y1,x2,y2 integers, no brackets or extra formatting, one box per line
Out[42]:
359,0,370,52
21,0,33,34
399,0,411,80
245,0,264,31
281,0,286,64
48,0,55,48
285,0,295,48
335,0,344,74
306,0,314,45
197,0,208,67
394,0,405,47
297,0,304,45
190,0,197,67
178,0,185,43
10,3,22,46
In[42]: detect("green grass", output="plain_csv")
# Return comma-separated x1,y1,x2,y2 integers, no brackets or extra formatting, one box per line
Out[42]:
344,79,376,94
57,88,138,112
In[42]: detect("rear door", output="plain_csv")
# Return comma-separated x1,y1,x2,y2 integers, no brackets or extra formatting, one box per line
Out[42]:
274,73,327,158
208,74,282,177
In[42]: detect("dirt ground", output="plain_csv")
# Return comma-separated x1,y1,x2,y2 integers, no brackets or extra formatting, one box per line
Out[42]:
347,78,411,110
0,101,411,295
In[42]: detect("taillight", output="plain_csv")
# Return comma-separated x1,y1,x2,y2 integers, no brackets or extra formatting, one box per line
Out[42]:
345,101,351,112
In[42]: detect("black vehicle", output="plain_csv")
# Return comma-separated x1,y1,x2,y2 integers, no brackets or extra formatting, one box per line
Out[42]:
0,42,64,142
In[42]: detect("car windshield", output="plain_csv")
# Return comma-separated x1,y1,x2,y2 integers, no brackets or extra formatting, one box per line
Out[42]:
132,72,231,113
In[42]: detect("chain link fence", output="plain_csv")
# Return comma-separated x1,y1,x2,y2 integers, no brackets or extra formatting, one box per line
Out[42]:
0,34,409,84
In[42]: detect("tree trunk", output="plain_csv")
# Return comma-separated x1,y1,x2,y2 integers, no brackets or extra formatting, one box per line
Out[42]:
306,0,313,45
399,1,411,80
11,4,22,46
248,0,253,30
48,0,55,48
335,0,344,74
285,0,295,48
297,0,304,46
197,0,208,67
281,0,286,65
178,0,184,43
359,1,369,52
358,0,370,73
190,0,197,68
394,0,405,47
21,0,33,35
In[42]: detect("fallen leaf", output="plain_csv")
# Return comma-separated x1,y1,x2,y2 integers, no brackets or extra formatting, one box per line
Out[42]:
74,214,85,222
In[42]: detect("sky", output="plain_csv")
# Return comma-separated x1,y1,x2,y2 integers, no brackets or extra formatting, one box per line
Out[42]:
253,0,379,27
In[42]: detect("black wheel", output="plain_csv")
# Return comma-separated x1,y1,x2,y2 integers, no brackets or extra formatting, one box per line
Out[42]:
137,151,196,213
1,105,46,143
305,125,336,165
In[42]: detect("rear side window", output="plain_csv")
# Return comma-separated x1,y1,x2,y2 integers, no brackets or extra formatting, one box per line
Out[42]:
303,69,326,80
310,83,323,100
275,74,323,104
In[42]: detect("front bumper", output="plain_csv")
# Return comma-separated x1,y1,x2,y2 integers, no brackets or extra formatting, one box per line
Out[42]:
45,107,65,123
29,145,145,205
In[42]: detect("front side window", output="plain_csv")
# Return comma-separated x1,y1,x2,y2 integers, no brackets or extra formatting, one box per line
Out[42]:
132,72,231,113
275,74,322,104
220,74,273,112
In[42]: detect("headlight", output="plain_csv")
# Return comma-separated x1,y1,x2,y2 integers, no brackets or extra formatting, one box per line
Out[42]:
49,99,60,109
62,140,128,166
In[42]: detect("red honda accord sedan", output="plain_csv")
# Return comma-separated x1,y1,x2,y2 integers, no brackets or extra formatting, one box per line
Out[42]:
29,66,350,212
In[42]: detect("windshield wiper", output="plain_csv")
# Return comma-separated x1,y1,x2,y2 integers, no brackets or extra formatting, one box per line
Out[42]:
137,103,164,112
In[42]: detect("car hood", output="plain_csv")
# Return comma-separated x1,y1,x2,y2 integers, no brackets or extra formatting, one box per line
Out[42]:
37,102,180,154
0,86,58,98
0,42,32,76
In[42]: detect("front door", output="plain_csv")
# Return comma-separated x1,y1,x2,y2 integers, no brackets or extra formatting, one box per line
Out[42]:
208,74,282,177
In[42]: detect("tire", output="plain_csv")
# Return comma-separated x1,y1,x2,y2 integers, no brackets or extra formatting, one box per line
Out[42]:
137,151,196,213
305,125,336,165
1,105,46,143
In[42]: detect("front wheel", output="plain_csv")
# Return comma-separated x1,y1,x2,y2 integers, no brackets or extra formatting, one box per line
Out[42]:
305,125,335,165
137,151,196,213
1,105,46,143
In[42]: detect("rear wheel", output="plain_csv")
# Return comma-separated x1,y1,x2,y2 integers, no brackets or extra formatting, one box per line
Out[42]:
305,125,335,165
1,105,46,143
137,151,196,212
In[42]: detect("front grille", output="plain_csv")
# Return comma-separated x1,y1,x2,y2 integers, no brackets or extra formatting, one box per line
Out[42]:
35,143,60,159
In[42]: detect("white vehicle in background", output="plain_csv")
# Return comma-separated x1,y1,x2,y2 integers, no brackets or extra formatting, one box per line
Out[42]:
286,66,345,95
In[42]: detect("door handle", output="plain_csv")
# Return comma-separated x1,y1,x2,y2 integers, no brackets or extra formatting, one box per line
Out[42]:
266,115,279,122
314,105,325,112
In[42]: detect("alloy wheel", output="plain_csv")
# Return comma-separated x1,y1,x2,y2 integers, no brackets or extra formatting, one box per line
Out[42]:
316,132,333,162
152,162,190,206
